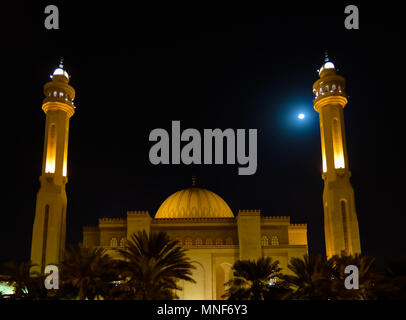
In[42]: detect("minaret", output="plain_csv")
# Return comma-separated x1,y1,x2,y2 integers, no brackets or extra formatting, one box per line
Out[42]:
31,59,75,272
312,54,361,258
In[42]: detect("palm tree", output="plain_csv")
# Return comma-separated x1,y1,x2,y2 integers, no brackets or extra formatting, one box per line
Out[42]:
60,245,117,300
283,254,335,300
329,252,375,300
372,256,406,300
1,261,44,300
117,231,195,300
223,257,287,300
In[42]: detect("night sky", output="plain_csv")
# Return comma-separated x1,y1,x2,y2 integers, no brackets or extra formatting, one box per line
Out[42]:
1,1,405,269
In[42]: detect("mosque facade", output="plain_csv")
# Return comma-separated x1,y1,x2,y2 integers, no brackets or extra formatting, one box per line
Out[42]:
83,181,308,300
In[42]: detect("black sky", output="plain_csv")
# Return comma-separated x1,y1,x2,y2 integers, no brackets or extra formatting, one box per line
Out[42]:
1,1,405,269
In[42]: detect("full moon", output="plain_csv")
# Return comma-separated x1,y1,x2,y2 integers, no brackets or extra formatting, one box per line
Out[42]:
298,113,305,119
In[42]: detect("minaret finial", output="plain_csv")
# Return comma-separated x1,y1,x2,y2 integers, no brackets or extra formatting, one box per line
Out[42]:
324,50,329,63
192,176,197,187
59,57,64,69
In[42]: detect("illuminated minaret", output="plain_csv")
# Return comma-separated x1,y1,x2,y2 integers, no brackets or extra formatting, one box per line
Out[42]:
31,59,75,272
312,54,361,258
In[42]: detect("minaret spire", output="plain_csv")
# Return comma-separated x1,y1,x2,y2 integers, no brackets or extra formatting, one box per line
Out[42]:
324,50,329,62
312,58,361,258
31,61,76,273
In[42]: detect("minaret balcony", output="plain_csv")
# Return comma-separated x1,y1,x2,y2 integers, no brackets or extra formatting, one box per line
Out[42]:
42,100,75,117
313,84,346,101
313,94,348,112
335,168,351,177
43,96,74,108
322,169,351,181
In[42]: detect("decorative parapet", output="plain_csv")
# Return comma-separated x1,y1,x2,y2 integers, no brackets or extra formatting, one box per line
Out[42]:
127,210,151,217
151,217,236,224
237,209,261,216
289,223,307,228
261,216,290,221
99,217,126,228
260,216,291,226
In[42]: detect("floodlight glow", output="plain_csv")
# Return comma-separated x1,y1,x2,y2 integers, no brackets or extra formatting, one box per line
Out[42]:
53,68,69,78
324,62,335,69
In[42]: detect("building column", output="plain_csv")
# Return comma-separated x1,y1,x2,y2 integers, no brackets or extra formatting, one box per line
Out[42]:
237,210,261,261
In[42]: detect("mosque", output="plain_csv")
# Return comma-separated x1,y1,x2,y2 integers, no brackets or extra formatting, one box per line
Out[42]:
29,56,361,300
82,178,308,300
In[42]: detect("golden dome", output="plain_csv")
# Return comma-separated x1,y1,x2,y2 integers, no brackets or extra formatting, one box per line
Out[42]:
155,187,234,219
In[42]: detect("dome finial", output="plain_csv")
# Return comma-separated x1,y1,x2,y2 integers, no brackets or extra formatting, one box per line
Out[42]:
51,57,69,80
324,50,329,63
192,176,197,187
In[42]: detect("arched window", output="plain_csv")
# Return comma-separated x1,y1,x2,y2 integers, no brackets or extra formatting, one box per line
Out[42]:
332,84,336,91
184,237,193,246
225,237,233,245
341,200,349,253
110,237,118,247
59,92,64,97
45,123,57,173
120,238,126,247
206,238,213,245
261,235,269,246
53,91,57,97
332,117,345,169
271,236,279,246
195,238,203,246
215,238,224,245
42,205,50,269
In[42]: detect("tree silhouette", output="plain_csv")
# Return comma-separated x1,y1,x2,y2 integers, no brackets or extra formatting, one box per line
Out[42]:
223,257,288,300
117,231,195,300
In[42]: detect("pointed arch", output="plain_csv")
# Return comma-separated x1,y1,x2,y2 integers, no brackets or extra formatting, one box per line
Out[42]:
110,237,118,247
271,235,279,246
340,199,349,253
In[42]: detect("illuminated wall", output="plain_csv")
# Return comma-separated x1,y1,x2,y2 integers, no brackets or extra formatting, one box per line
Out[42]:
62,124,69,176
320,121,327,172
45,123,57,173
